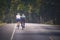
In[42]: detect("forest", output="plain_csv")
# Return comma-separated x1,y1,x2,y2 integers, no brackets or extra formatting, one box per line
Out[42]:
0,0,60,25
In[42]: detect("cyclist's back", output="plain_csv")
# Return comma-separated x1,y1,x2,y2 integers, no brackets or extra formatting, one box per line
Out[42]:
21,14,25,23
16,13,21,22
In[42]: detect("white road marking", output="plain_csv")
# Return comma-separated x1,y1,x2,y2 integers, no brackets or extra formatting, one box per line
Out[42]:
10,24,16,40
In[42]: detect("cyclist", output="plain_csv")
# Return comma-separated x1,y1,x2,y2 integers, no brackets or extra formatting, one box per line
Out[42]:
16,13,21,29
21,14,26,30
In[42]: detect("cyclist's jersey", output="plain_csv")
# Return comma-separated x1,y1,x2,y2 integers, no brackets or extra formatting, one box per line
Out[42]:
16,15,21,19
16,14,21,22
21,15,25,23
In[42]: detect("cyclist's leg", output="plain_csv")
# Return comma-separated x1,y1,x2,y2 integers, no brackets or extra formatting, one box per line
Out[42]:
21,22,23,30
16,19,20,29
17,22,19,29
23,20,25,28
21,22,25,30
21,19,25,30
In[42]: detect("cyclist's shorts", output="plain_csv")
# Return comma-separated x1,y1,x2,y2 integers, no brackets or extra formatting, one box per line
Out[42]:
16,18,21,22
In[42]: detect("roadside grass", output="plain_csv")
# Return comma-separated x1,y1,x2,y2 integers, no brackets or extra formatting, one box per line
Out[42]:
45,20,60,26
0,23,6,26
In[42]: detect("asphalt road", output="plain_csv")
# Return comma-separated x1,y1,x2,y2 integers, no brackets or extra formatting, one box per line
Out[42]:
0,23,60,40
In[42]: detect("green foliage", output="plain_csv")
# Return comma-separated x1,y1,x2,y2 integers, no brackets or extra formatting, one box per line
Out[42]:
1,0,58,24
0,0,41,23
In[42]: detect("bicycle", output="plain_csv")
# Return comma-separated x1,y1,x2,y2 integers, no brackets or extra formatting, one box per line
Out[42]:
17,22,20,29
21,22,25,30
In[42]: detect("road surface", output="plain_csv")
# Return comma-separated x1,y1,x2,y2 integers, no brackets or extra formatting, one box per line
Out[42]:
0,23,60,40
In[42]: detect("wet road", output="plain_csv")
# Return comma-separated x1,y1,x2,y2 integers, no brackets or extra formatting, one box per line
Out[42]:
0,23,60,40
